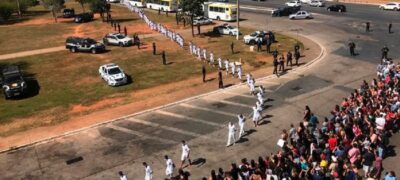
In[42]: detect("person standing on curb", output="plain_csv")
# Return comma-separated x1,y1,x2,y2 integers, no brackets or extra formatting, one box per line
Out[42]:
273,57,279,77
227,122,236,147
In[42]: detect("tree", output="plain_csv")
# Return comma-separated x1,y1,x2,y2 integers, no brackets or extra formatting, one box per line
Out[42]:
42,0,65,22
89,0,108,13
0,1,14,22
179,0,205,37
76,0,88,12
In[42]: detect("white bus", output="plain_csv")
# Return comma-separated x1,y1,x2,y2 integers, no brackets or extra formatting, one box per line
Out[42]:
129,0,145,7
204,2,237,21
146,0,179,12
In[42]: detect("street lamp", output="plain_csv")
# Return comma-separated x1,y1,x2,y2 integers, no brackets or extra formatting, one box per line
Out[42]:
236,0,240,40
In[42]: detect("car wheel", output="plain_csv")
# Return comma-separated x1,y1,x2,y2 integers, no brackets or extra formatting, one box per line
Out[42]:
229,32,233,36
327,8,331,11
103,39,108,45
217,16,220,21
70,47,77,53
338,9,342,12
3,92,9,100
249,40,255,45
290,16,295,20
91,48,97,54
394,7,398,11
119,42,124,47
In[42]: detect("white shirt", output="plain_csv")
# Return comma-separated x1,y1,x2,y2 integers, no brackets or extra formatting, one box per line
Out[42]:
228,124,236,134
145,165,153,180
120,175,128,180
238,115,245,126
166,158,174,174
182,144,190,156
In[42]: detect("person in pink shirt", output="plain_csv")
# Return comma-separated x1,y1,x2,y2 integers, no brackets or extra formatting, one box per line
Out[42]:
348,144,361,165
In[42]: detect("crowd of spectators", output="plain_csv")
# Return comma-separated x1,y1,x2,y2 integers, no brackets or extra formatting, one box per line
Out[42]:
204,60,399,179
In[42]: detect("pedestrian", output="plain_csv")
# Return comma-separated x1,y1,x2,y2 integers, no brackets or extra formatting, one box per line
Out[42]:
162,51,166,65
348,42,356,56
257,92,264,105
218,69,224,89
238,114,246,138
294,44,300,54
231,42,234,54
114,21,117,31
119,171,128,180
224,59,230,75
226,122,236,147
266,38,271,53
237,65,242,80
152,42,156,55
366,22,370,32
183,17,186,27
165,155,174,179
272,49,278,60
136,36,140,49
107,13,111,23
203,49,207,61
124,26,127,36
209,52,214,65
273,57,278,76
381,46,389,59
252,106,261,127
143,162,153,180
118,23,121,33
257,39,262,52
388,22,392,34
286,51,293,67
202,64,206,83
180,140,191,168
218,57,222,69
249,78,256,95
158,8,161,15
295,51,300,66
278,55,285,72
231,62,236,77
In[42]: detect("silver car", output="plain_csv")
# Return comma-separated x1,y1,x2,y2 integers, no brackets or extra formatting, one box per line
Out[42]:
289,11,313,19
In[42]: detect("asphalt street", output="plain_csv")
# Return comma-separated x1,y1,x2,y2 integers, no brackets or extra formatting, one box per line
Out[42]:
1,1,400,179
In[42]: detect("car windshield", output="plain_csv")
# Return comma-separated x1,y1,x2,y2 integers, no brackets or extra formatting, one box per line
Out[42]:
4,75,21,84
85,39,97,44
108,68,122,75
250,32,258,36
116,35,125,39
227,26,234,29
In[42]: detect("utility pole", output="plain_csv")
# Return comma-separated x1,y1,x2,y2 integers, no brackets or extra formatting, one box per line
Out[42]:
236,0,240,40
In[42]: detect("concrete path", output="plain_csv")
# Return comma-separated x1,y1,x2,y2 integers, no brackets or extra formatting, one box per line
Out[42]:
0,46,65,61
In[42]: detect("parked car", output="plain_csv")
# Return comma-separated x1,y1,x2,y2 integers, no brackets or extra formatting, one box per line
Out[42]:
1,66,27,99
243,31,274,45
285,1,301,7
213,24,239,36
379,2,400,11
62,8,75,18
65,37,106,54
300,0,311,4
327,4,346,12
99,64,128,86
309,0,325,7
193,16,213,25
103,33,133,47
74,13,94,23
272,6,301,16
289,10,313,19
106,0,120,3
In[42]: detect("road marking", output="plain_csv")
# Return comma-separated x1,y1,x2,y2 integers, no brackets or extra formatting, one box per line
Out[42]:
203,97,254,109
180,103,237,117
107,124,177,144
125,117,208,139
222,91,255,98
240,5,274,12
156,110,223,127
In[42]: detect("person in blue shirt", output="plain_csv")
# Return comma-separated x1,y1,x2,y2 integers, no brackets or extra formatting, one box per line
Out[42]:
384,171,397,180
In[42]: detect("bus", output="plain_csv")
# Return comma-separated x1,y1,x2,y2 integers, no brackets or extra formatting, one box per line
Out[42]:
128,0,145,7
146,0,179,12
204,2,237,21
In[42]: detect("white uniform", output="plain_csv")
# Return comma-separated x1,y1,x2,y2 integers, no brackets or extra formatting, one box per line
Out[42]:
189,43,193,54
224,60,230,73
120,175,128,180
238,115,246,138
257,92,264,105
197,48,201,60
210,53,214,65
165,158,174,177
181,144,190,161
256,101,263,114
246,74,251,86
203,49,207,60
227,123,236,146
231,62,236,76
252,106,261,123
145,165,153,180
258,86,265,96
218,58,222,69
249,79,255,94
237,66,242,79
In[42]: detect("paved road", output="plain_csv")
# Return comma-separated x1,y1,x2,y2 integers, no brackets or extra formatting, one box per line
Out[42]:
1,1,400,179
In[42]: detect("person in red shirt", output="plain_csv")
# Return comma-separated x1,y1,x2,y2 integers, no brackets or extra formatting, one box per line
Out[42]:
328,134,337,151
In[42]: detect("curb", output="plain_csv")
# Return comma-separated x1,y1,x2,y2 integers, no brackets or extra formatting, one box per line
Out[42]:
0,28,326,154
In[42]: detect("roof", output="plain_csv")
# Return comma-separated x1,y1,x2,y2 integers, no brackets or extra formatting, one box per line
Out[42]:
207,2,237,8
103,63,119,69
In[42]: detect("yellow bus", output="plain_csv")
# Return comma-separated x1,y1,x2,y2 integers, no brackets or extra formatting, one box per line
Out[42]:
129,0,145,7
146,0,179,12
204,2,237,21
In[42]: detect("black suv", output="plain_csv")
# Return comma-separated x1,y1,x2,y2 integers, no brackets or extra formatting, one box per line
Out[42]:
327,4,346,12
74,13,94,23
1,66,27,99
66,37,106,54
272,6,301,17
63,8,75,18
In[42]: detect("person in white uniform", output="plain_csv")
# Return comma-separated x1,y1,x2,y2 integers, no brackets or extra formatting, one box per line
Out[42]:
227,122,236,146
143,162,153,180
238,114,246,138
258,85,265,96
119,171,128,180
218,58,222,69
164,155,174,179
224,59,230,75
249,78,255,95
209,52,214,66
257,92,264,105
180,140,192,168
189,42,193,55
231,62,236,77
237,65,242,80
197,47,201,60
252,106,261,127
246,73,251,86
203,49,207,60
256,101,263,115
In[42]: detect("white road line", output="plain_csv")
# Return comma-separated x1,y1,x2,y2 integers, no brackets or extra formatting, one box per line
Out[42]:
180,103,237,117
156,110,223,127
107,124,177,144
125,117,208,139
222,91,255,98
203,97,254,109
240,6,274,12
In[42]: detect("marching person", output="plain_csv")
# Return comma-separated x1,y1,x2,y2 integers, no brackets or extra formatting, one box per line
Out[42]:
224,59,230,75
278,55,285,72
231,62,236,77
258,85,265,96
238,114,246,138
237,65,242,80
286,51,293,67
252,106,261,127
249,78,256,95
246,73,252,86
209,52,214,66
203,49,207,61
197,47,201,60
165,155,174,179
143,162,153,180
218,57,222,69
189,42,193,55
227,122,236,147
202,64,206,83
119,171,128,180
256,101,263,115
180,141,192,168
218,69,224,89
257,92,264,105
152,42,156,55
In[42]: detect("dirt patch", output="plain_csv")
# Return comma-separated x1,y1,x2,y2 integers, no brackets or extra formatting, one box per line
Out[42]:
71,97,124,114
74,76,102,87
